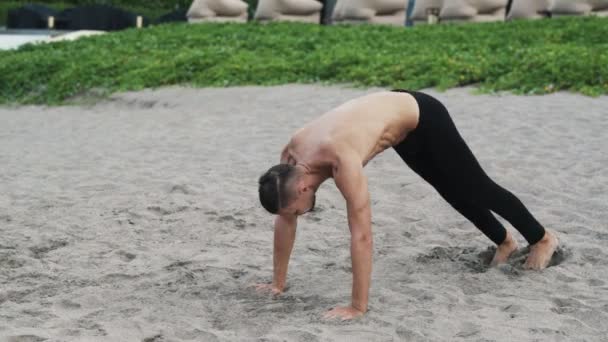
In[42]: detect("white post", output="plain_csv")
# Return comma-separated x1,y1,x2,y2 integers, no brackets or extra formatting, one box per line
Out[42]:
48,16,55,29
426,8,439,25
137,16,143,28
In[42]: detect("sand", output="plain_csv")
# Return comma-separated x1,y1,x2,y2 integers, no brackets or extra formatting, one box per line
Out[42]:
1,85,607,341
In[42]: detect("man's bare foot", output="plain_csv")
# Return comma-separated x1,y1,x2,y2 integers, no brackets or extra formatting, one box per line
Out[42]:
254,283,283,296
491,230,518,266
524,230,559,270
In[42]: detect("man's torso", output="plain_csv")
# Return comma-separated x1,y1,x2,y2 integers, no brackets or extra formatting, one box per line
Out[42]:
281,91,420,180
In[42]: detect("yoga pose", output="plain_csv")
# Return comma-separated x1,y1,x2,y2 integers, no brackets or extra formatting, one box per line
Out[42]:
256,90,559,320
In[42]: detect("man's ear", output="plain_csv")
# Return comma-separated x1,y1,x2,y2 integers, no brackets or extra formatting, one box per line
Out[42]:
295,176,307,194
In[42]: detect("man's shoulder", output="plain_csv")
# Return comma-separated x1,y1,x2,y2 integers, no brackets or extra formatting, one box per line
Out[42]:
316,138,342,161
318,141,366,175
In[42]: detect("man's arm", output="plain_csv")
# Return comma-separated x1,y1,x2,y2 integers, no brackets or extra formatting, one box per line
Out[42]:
272,214,297,291
257,148,297,295
256,214,297,294
332,150,372,314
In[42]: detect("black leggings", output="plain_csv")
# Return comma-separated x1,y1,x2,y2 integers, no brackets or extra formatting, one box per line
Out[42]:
392,89,545,245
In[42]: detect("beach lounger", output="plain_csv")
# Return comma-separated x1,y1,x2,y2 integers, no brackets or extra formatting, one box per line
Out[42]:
550,0,608,17
439,0,508,23
332,0,410,26
507,0,552,20
254,0,323,23
187,0,249,23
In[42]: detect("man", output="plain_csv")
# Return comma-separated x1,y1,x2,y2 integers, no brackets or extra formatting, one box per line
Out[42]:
256,89,559,320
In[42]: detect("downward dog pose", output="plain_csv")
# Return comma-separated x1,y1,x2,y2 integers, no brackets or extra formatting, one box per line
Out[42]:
257,90,559,320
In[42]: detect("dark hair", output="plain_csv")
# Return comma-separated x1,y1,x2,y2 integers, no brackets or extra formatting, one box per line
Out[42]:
258,164,297,214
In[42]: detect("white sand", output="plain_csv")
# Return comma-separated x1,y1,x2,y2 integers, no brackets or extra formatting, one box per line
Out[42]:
1,85,607,341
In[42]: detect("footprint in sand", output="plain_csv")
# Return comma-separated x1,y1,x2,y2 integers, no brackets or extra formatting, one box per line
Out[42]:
147,205,189,216
323,262,336,270
414,309,434,318
57,299,82,310
588,278,605,287
305,216,322,223
580,247,603,264
116,250,137,262
502,304,523,319
5,336,47,342
405,287,435,302
454,322,481,338
101,273,142,282
547,246,571,267
556,274,578,283
77,319,107,336
167,183,194,195
164,260,193,271
230,269,247,279
122,98,158,109
277,330,319,342
0,247,25,268
528,327,567,337
206,211,252,230
142,335,167,342
218,215,247,229
29,239,69,259
502,304,523,313
175,330,220,342
416,245,570,273
551,297,586,315
163,261,245,289
396,326,427,341
415,246,493,273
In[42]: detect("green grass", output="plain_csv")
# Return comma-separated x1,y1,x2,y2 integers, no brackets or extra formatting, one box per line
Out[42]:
1,16,607,104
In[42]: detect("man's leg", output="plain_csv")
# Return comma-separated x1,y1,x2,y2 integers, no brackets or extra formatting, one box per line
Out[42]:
429,176,520,265
394,147,518,264
419,95,557,269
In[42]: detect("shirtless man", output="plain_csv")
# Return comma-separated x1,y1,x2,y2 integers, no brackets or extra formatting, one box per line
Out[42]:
256,89,559,320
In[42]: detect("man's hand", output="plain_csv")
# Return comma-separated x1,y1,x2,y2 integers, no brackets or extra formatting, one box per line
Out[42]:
254,283,283,296
323,305,365,320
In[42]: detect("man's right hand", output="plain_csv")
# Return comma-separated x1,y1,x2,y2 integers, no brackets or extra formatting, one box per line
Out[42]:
254,283,283,296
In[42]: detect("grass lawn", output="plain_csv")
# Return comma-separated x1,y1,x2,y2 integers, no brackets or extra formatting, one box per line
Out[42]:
0,16,606,104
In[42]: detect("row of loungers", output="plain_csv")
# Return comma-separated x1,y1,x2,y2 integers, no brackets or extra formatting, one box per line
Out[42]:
187,0,608,25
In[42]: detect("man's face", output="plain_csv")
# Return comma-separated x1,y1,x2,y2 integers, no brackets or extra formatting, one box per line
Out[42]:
280,188,316,217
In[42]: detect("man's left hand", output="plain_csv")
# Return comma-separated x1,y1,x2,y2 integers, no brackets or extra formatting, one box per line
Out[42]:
323,305,365,320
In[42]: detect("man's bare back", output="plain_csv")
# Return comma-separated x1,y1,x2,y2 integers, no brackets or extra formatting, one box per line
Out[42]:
281,91,420,176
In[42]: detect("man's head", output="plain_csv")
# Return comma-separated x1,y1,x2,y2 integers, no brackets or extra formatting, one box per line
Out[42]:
258,164,316,216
